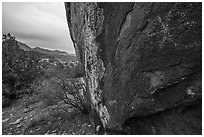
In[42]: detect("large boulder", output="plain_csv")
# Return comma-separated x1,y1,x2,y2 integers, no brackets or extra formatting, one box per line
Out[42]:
65,2,202,134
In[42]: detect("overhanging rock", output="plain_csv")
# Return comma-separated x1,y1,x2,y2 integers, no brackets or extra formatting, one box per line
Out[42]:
65,2,202,134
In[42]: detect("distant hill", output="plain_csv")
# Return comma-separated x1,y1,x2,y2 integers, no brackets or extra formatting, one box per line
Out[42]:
33,47,69,56
16,41,77,62
17,41,31,51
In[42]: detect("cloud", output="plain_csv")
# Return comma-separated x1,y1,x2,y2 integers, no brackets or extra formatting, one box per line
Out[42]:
2,2,75,54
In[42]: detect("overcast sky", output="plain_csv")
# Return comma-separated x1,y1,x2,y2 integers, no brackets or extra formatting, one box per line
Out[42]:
2,2,75,54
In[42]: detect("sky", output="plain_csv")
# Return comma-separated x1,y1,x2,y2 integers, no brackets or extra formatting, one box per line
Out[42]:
2,2,75,54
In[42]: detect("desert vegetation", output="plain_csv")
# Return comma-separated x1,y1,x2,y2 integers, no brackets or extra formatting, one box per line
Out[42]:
2,34,93,135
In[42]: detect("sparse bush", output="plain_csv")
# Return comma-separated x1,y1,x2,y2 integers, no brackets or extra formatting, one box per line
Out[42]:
2,35,43,99
32,77,64,106
33,75,90,115
58,77,90,115
69,63,85,78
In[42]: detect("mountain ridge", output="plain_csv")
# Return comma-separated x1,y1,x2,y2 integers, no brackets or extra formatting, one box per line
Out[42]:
17,40,75,56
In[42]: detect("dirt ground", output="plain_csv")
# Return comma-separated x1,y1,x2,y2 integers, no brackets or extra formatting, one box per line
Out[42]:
2,95,95,135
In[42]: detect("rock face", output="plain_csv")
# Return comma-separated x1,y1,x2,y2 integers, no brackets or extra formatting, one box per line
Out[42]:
65,2,202,134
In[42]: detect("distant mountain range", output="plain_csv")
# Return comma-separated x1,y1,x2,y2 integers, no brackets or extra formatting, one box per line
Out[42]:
16,41,77,62
17,41,74,56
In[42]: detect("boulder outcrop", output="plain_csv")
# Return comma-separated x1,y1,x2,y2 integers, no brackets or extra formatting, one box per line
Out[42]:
65,2,202,134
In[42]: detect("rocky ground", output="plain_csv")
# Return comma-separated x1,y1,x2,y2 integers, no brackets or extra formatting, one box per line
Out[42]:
2,95,94,135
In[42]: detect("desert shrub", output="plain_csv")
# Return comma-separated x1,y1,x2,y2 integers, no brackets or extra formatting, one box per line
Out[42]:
33,74,90,115
2,36,43,99
68,63,85,78
32,77,64,106
38,59,64,79
2,95,11,108
57,77,90,115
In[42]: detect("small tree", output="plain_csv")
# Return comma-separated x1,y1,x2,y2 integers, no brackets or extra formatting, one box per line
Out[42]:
58,77,90,115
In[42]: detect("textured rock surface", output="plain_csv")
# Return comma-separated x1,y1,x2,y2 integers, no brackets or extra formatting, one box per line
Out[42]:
65,2,202,134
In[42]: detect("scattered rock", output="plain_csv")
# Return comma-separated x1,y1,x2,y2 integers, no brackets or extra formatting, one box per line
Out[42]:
10,117,22,125
17,124,23,128
24,116,28,120
2,118,10,123
23,108,33,113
